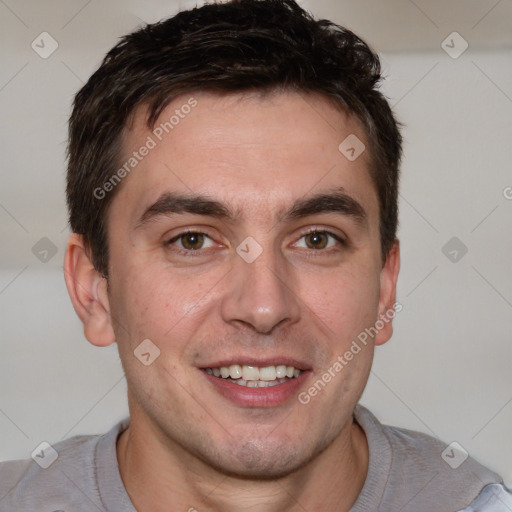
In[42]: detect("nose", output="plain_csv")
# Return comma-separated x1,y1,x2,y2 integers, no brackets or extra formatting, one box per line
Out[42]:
220,243,301,335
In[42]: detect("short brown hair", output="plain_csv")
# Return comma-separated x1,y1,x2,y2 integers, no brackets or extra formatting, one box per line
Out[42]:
66,0,402,277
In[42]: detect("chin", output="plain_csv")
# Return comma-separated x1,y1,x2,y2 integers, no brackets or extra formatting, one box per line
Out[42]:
193,432,332,480
204,449,307,480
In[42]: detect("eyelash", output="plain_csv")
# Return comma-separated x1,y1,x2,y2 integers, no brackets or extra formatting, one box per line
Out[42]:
165,228,347,256
297,228,348,251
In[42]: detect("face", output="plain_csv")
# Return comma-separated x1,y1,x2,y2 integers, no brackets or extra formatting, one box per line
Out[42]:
97,91,398,477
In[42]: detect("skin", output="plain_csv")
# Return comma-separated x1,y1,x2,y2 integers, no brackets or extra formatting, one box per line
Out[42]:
64,91,400,512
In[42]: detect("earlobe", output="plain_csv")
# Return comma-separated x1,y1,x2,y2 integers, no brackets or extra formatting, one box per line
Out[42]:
374,240,401,346
63,233,116,347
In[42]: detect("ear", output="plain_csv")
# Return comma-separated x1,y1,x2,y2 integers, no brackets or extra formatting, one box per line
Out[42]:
374,240,401,347
63,233,116,347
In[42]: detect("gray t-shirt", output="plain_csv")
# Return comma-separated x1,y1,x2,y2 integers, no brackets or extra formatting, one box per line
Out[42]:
1,405,510,511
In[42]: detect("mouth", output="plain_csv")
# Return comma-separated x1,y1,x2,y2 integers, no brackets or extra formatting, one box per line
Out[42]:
200,362,309,407
202,364,302,388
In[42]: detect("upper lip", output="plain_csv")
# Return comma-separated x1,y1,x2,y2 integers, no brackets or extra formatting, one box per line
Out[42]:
199,357,311,371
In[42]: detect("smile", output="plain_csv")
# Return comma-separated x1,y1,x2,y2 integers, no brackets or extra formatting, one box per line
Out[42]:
203,364,302,388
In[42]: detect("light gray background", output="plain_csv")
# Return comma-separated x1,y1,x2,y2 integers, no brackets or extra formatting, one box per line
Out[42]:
1,0,511,485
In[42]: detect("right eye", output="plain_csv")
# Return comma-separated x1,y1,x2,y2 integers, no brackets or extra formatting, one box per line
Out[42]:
166,231,215,252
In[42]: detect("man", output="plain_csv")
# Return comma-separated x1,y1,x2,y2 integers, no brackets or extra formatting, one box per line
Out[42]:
0,0,510,510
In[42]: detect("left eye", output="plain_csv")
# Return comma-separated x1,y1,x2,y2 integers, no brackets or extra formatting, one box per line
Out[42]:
167,232,215,251
294,231,343,250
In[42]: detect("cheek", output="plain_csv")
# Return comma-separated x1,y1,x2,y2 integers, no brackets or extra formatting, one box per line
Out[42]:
299,264,381,341
108,255,222,348
107,258,168,346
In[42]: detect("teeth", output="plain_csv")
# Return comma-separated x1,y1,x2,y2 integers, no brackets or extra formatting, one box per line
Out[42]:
276,365,287,378
242,365,260,381
259,366,277,381
204,364,303,384
229,364,242,379
229,377,289,387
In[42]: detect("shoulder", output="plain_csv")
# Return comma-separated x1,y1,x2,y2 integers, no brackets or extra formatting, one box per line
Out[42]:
0,433,102,510
354,405,509,512
459,483,512,511
381,419,501,485
0,420,128,511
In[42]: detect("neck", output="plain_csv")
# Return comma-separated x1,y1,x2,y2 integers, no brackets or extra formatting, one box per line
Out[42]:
116,408,368,512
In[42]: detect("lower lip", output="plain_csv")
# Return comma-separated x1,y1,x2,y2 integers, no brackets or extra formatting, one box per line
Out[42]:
201,370,309,408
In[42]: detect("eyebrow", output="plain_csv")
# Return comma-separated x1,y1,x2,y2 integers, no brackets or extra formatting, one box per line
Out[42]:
135,190,368,229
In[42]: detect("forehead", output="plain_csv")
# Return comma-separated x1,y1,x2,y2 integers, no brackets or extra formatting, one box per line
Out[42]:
111,91,378,227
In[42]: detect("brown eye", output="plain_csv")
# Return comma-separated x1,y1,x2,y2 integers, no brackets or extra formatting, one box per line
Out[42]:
180,232,206,250
167,231,215,252
294,230,346,251
305,232,329,249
